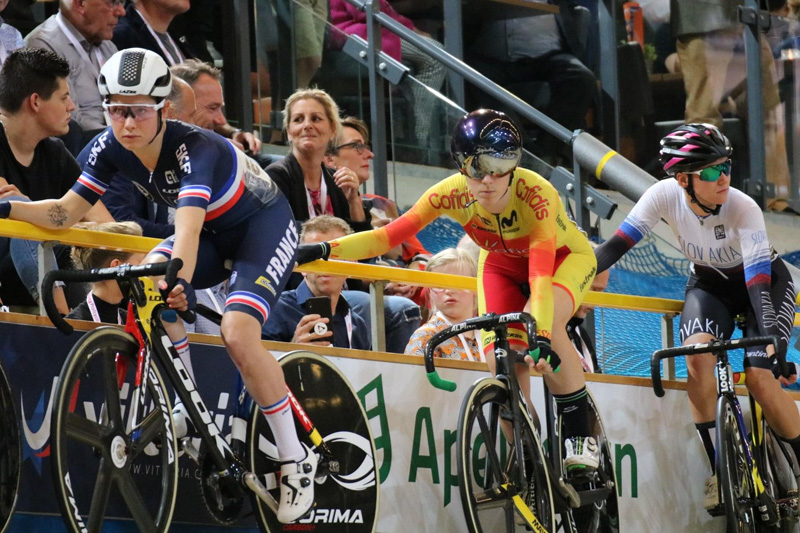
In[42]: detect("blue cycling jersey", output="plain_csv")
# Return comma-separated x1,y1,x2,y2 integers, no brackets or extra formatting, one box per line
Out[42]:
74,120,281,231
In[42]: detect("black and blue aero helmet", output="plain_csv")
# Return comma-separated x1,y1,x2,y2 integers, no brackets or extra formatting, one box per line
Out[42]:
451,109,522,179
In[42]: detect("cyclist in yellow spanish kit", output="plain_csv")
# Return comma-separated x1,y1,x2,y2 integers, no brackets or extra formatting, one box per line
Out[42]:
297,109,600,471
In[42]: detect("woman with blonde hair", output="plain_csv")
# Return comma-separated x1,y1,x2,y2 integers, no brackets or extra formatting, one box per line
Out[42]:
405,248,482,361
266,88,371,232
66,221,146,324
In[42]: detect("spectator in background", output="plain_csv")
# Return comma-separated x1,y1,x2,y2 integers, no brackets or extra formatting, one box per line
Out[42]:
0,0,23,66
2,0,36,37
25,0,125,136
567,265,609,373
0,48,113,314
267,88,370,232
671,0,793,212
66,221,145,323
263,215,371,350
330,0,445,150
465,0,596,164
405,248,482,361
320,115,422,353
112,0,191,66
171,59,264,161
293,0,327,89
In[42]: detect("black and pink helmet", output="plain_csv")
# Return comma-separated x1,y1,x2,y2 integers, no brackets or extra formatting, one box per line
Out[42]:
659,123,732,175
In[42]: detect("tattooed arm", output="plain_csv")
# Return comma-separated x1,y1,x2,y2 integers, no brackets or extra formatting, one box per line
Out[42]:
2,190,95,229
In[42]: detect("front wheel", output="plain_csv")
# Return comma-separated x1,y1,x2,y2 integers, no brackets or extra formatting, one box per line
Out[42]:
247,350,379,532
457,378,555,532
50,327,178,533
0,362,20,533
718,395,758,532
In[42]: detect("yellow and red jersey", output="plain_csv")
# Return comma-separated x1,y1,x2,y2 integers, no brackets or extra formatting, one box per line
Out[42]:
328,168,594,339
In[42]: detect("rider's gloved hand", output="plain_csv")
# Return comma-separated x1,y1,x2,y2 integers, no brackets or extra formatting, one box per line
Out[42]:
526,335,562,373
159,277,196,313
296,242,331,265
0,201,10,219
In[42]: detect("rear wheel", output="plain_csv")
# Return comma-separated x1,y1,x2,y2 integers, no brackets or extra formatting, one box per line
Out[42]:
0,363,19,533
718,396,758,533
50,327,178,532
457,378,554,532
247,350,379,532
763,428,800,532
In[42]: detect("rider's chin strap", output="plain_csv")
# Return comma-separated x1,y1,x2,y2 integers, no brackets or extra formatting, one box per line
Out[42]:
148,109,164,146
685,174,721,216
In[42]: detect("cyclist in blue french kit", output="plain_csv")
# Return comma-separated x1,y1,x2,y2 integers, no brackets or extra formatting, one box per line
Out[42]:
0,48,317,524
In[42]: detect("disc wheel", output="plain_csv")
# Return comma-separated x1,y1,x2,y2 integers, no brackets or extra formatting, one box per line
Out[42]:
457,378,555,532
0,363,19,533
50,327,178,532
247,350,379,532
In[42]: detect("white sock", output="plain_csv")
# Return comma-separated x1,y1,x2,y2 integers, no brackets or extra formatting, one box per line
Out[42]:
261,395,305,462
172,336,194,406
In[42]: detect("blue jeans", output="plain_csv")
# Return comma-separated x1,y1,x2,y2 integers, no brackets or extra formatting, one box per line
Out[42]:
343,291,421,354
0,196,53,302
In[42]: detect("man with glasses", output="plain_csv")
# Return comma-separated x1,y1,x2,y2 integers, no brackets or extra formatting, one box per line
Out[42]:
25,0,125,136
594,123,800,514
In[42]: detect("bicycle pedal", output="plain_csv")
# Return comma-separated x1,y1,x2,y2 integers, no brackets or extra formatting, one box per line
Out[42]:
180,437,200,463
706,503,726,518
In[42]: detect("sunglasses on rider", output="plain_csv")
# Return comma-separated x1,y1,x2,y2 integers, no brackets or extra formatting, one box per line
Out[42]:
692,160,732,182
103,102,164,122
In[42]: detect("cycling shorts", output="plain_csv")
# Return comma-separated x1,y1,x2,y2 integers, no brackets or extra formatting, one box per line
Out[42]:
679,258,795,369
151,200,298,325
478,245,596,357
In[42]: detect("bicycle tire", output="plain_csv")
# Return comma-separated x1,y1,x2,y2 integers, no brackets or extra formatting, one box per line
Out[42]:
764,428,800,532
457,378,555,533
554,389,619,533
718,395,758,533
0,363,19,533
247,350,379,532
50,327,178,532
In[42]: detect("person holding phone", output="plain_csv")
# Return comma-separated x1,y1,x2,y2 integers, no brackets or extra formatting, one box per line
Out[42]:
262,215,371,350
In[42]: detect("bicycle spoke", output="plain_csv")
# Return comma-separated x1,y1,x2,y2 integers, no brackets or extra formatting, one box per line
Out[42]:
64,411,106,448
117,468,156,531
475,403,504,485
132,409,165,455
86,458,115,532
101,351,124,429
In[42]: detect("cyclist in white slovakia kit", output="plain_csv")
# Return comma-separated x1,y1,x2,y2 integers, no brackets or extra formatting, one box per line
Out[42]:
594,123,800,511
0,48,317,523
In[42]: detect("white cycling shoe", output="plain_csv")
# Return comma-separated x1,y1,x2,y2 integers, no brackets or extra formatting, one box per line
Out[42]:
277,448,318,523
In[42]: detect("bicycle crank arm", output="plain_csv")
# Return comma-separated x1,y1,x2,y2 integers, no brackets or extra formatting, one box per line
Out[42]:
555,477,581,508
574,486,613,507
243,472,279,515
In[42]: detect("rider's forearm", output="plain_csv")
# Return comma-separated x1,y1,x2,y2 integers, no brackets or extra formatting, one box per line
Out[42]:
5,197,87,229
594,233,634,273
172,207,205,283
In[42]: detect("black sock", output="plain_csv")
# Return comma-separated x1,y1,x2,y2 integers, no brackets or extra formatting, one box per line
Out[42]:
779,433,800,466
554,386,590,438
695,421,716,473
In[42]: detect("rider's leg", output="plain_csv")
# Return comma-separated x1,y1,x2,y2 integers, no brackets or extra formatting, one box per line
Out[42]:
683,333,718,471
746,366,800,449
540,286,591,442
220,310,305,460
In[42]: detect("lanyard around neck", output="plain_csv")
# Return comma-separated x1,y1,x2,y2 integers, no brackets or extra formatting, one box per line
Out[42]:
305,177,328,219
56,13,104,78
86,292,123,325
136,7,183,66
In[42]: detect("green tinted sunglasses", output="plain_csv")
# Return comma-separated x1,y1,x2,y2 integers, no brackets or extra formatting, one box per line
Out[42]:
693,161,732,182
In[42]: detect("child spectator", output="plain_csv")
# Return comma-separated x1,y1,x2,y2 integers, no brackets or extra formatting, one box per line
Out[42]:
404,248,481,361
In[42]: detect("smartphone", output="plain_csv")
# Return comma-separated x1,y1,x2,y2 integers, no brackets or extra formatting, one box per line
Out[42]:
302,296,334,343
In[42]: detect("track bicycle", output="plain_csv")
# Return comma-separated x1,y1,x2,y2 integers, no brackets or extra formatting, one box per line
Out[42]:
41,259,379,532
652,336,800,532
425,311,619,532
0,360,19,533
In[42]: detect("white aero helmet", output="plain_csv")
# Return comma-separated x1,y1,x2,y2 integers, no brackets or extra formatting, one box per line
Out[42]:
98,48,172,100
